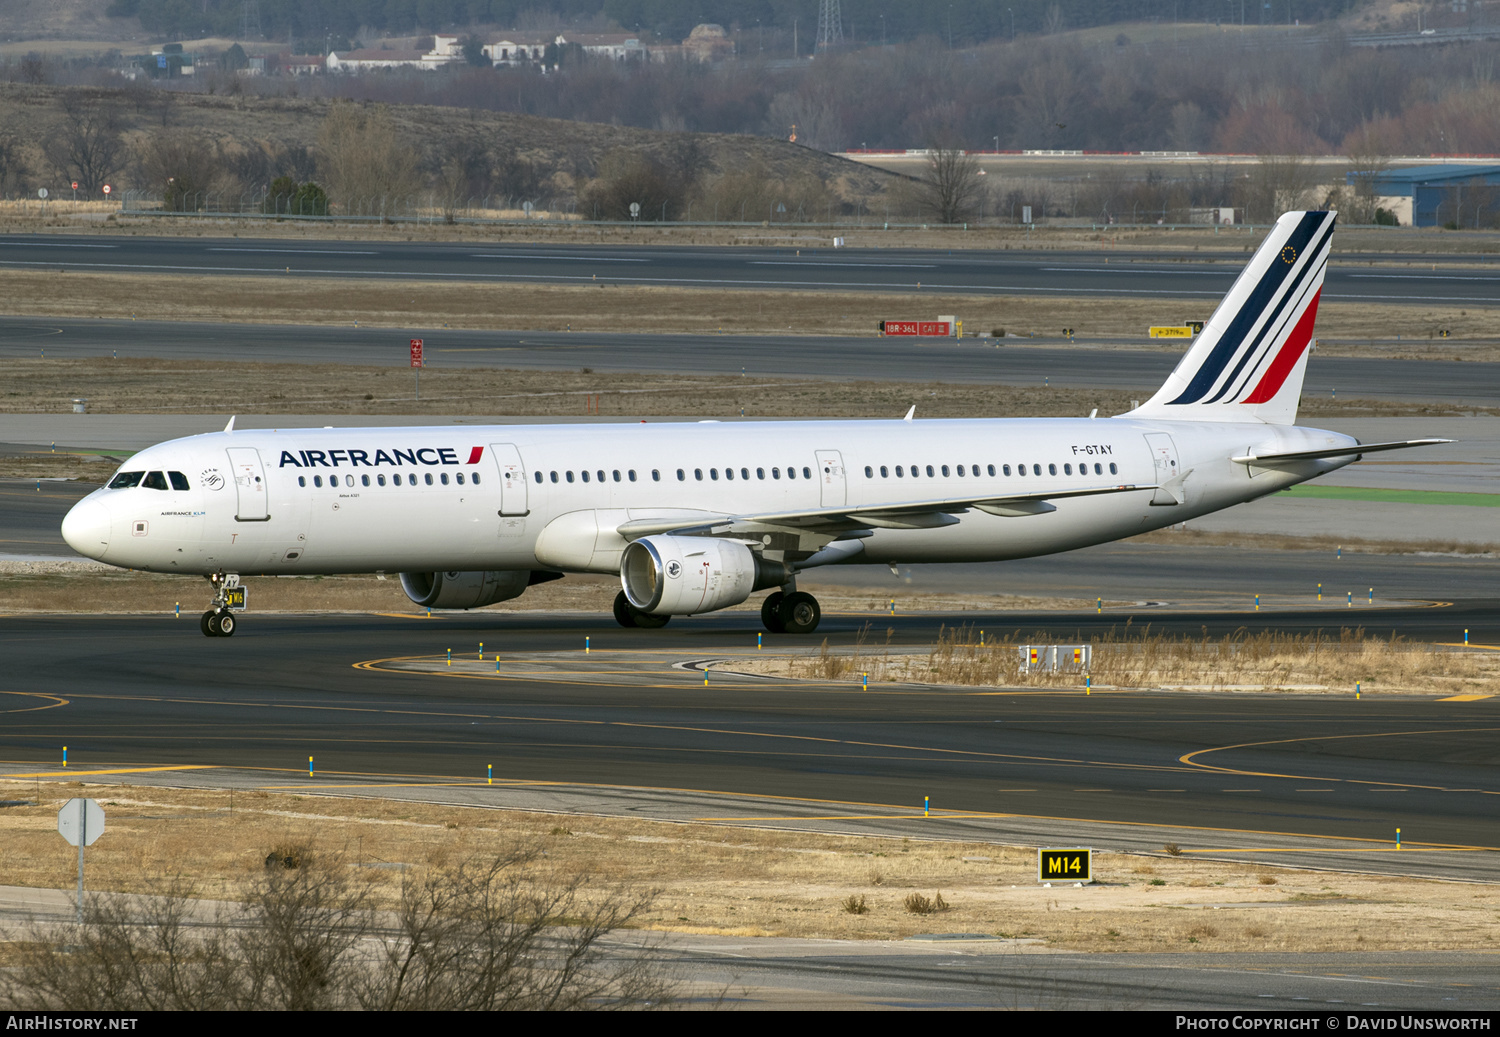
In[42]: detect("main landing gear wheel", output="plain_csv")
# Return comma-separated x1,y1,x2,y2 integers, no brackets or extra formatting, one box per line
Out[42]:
613,590,670,629
760,592,786,633
778,592,821,634
612,591,638,628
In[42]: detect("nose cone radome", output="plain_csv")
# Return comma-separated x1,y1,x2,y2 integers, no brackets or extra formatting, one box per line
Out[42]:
61,499,110,560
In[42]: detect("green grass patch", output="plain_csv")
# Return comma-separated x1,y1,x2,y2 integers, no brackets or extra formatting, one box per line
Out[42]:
1281,485,1500,508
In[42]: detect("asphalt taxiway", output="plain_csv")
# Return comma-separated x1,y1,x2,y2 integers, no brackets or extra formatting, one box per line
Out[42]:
3,235,1497,306
3,611,1497,884
2,316,1497,407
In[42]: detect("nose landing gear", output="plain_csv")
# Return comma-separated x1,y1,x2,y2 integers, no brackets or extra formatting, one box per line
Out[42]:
200,572,242,637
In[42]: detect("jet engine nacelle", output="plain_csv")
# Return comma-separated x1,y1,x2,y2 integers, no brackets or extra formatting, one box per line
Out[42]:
400,570,558,610
621,535,788,616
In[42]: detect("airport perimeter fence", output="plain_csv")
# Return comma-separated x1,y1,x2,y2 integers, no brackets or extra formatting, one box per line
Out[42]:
114,190,1298,233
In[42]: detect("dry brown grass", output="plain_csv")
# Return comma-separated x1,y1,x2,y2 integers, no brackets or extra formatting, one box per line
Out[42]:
4,266,1500,348
0,779,1495,952
0,356,1138,419
741,625,1498,695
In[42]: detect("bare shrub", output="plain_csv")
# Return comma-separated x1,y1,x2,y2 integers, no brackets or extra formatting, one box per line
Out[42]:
903,892,948,915
3,847,671,1011
1163,843,1183,857
841,894,868,915
1258,874,1279,886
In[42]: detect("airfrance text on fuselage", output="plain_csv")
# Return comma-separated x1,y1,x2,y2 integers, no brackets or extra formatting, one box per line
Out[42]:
277,447,482,469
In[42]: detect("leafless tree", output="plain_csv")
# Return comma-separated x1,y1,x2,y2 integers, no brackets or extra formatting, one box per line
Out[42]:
920,141,984,224
4,847,672,1012
1243,155,1320,223
44,93,127,194
1342,128,1392,225
317,102,421,217
135,131,229,211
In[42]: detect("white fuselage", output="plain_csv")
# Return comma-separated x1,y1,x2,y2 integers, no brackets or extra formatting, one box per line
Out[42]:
61,416,1356,578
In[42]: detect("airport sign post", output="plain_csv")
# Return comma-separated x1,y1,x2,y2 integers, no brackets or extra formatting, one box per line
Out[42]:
58,798,105,924
410,338,423,402
1038,847,1091,883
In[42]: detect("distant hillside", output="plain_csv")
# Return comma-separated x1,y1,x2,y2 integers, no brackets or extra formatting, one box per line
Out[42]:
0,0,141,43
0,83,902,210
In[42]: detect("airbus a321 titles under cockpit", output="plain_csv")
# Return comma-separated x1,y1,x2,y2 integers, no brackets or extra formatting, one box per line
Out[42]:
62,211,1447,637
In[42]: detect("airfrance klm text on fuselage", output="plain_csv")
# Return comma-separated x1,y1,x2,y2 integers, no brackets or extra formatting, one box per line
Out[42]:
61,212,1447,636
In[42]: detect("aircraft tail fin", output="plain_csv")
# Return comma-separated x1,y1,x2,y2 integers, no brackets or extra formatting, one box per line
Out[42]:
1126,210,1336,426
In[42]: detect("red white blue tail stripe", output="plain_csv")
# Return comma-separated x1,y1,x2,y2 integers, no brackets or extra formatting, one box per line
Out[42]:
1133,211,1336,425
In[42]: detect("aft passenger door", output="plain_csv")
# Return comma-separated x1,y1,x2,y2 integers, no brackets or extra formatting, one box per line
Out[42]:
490,442,529,535
226,447,270,521
815,450,846,508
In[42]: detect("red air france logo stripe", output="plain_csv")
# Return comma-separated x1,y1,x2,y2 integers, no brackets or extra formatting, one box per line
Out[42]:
1242,288,1322,404
467,446,484,464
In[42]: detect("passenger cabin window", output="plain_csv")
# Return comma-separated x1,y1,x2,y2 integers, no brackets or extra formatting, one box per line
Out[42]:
108,472,144,489
535,472,543,483
989,465,997,476
581,471,590,483
362,474,371,487
472,473,480,485
1048,464,1058,476
803,467,812,479
298,476,307,487
377,475,386,486
143,471,168,490
425,473,435,486
169,471,190,490
314,475,324,487
1109,462,1118,475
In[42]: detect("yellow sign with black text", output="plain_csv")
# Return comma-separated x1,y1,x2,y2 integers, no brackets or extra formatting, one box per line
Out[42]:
1038,848,1091,882
1148,326,1194,339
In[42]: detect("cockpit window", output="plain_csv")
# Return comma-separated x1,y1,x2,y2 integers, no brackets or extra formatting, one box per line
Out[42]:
142,471,169,490
108,472,144,489
169,471,190,491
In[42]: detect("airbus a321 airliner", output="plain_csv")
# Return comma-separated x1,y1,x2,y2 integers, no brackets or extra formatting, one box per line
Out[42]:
62,211,1445,637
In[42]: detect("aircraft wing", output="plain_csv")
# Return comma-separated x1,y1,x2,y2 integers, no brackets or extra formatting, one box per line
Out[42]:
615,483,1152,539
1231,438,1452,467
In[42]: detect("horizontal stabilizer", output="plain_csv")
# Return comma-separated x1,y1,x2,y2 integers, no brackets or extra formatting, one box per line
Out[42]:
1231,438,1452,466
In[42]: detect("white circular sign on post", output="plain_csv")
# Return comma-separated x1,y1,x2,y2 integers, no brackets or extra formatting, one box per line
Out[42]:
37,188,48,199
102,184,112,195
58,798,105,847
628,202,641,218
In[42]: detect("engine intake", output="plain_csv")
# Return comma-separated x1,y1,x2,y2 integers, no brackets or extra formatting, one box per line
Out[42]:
399,570,561,610
621,536,787,616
